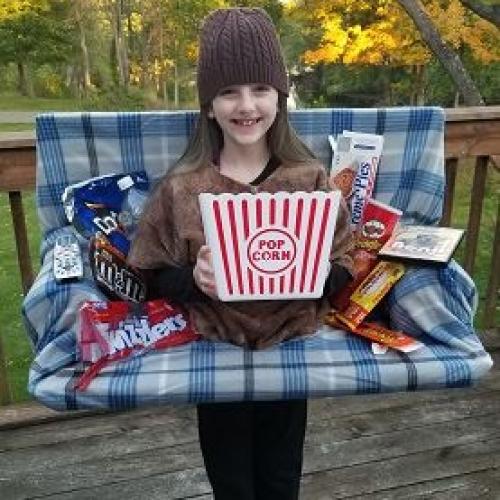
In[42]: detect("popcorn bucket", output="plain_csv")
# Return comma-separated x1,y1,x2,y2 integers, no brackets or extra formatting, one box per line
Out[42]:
199,191,341,301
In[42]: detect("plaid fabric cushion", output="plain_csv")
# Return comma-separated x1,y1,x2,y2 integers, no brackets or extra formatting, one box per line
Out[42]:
23,108,492,411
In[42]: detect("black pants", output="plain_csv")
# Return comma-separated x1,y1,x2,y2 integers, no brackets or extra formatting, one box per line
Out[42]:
197,399,307,500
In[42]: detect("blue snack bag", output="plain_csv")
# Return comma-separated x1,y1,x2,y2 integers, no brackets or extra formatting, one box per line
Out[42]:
62,172,149,256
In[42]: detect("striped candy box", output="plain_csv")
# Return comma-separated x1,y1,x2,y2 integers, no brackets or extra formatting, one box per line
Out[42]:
199,191,341,301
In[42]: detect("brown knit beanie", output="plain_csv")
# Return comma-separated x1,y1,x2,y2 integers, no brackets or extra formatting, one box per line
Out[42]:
197,7,289,106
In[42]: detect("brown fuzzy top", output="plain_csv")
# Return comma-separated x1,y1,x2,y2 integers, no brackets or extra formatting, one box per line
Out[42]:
128,161,353,349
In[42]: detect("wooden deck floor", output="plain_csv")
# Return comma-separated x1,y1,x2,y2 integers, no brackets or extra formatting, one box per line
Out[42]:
1,336,499,500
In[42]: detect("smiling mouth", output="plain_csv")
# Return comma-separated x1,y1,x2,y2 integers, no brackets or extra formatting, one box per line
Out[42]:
231,118,262,126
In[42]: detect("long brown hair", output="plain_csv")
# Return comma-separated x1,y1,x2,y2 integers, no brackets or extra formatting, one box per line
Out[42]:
172,93,315,174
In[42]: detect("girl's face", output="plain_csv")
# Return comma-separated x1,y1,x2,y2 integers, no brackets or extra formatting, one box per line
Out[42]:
209,84,279,149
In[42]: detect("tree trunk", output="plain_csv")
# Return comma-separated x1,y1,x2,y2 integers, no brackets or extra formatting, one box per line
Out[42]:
111,0,128,88
381,65,393,106
17,63,32,97
173,34,179,108
173,62,179,108
460,0,500,27
411,64,427,105
75,0,91,94
120,0,129,88
65,65,80,97
159,18,163,101
398,0,484,106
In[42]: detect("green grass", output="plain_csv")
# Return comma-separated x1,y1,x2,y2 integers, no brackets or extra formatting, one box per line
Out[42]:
451,161,500,327
0,93,83,112
0,123,34,132
0,192,41,403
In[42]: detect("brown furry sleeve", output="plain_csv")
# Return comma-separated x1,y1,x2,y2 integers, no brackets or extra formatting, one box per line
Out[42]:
127,179,182,270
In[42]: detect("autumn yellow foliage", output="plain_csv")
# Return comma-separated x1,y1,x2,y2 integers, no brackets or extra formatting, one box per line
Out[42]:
296,0,500,67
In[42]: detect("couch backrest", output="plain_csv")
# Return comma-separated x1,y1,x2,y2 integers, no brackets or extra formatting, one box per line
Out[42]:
36,107,444,234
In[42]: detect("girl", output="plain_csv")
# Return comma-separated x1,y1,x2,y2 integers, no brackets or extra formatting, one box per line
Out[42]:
128,8,353,500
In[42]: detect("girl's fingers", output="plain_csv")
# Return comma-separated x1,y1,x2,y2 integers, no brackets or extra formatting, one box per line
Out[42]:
198,245,212,261
196,246,215,277
194,245,218,299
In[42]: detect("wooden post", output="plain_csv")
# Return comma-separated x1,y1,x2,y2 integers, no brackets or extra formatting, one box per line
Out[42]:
483,201,500,329
441,158,458,227
463,156,489,275
9,191,34,294
0,339,11,405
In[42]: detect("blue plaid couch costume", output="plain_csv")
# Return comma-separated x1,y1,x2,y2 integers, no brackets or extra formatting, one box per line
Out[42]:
22,108,493,411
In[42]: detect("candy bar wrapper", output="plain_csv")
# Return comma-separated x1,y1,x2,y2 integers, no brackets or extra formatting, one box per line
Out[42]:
330,198,402,310
324,311,423,353
371,342,389,355
329,132,384,228
89,234,147,303
199,191,340,301
355,322,424,353
336,261,405,330
323,309,346,330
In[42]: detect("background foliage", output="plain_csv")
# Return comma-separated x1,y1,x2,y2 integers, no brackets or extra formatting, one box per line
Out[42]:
0,0,498,108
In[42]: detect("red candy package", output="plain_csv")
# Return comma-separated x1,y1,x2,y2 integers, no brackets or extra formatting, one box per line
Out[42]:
76,299,201,390
331,198,402,311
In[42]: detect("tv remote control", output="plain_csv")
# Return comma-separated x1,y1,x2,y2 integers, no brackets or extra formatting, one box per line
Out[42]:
53,234,84,281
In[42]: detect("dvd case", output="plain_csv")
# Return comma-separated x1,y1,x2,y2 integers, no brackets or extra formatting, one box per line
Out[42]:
379,226,464,264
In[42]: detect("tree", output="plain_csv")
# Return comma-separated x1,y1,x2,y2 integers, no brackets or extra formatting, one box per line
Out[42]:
72,0,92,94
296,0,441,104
0,1,73,96
294,0,499,105
110,0,129,88
460,0,500,27
398,0,484,105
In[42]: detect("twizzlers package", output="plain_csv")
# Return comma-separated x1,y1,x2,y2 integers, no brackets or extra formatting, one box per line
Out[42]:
76,299,201,390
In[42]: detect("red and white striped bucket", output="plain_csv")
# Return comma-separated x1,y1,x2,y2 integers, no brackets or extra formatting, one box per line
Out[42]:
199,191,341,301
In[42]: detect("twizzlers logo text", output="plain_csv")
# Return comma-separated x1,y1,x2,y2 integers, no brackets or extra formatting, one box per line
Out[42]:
247,228,297,274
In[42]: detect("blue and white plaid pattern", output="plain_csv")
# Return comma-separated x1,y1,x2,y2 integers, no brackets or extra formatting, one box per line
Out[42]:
23,108,492,411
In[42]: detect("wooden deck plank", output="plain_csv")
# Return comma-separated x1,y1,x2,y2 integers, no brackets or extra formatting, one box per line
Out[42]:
3,410,499,499
23,467,211,500
2,385,499,469
300,437,500,499
0,405,195,452
0,350,496,500
1,385,500,498
2,392,499,475
342,468,500,499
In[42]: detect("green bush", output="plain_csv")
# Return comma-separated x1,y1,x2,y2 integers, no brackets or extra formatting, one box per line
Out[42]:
82,86,148,111
33,65,70,98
